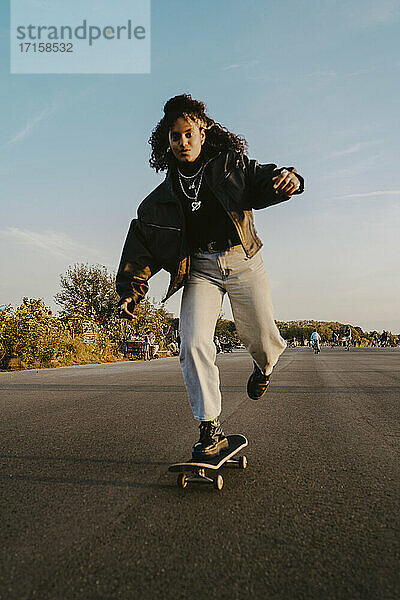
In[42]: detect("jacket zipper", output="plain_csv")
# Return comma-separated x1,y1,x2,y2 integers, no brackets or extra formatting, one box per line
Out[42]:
143,222,181,232
205,171,249,257
162,183,191,301
175,196,190,280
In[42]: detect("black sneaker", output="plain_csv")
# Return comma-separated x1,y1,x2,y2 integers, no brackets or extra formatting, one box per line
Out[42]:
192,419,229,458
247,362,271,400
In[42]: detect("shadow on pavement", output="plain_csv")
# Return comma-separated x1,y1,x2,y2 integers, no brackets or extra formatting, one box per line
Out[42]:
0,454,173,489
0,454,169,467
0,473,173,489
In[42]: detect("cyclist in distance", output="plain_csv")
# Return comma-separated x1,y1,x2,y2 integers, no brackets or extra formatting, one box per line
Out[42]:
310,330,321,354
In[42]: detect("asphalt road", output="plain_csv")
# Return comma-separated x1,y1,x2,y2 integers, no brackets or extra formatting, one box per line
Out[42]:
1,347,399,600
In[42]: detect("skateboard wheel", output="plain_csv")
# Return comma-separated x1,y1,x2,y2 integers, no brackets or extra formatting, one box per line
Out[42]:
214,474,224,490
239,455,248,470
177,473,188,489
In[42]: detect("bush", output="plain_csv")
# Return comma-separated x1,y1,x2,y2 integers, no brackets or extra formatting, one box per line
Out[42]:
1,299,58,368
0,295,174,371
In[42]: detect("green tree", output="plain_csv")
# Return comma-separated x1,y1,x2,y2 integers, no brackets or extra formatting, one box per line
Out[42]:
126,298,175,348
55,263,118,325
215,318,238,343
1,298,62,368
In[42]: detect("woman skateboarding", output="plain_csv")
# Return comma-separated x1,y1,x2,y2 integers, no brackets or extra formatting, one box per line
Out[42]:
116,94,304,459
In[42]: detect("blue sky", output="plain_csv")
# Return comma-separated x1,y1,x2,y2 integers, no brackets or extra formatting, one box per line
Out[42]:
1,0,399,332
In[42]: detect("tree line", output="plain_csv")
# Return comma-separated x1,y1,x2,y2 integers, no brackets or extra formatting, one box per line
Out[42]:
0,264,175,369
1,264,398,370
276,319,398,347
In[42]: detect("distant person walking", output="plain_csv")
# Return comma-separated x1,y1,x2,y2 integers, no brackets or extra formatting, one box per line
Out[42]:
143,331,151,360
380,330,388,347
343,325,352,350
331,330,339,347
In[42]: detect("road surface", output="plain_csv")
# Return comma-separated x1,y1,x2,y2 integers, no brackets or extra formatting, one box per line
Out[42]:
1,347,399,599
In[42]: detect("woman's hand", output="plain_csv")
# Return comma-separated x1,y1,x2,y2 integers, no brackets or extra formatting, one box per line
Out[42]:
119,297,135,320
272,169,301,196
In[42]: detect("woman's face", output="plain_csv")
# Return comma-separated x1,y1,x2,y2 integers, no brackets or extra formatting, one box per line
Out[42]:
168,117,205,163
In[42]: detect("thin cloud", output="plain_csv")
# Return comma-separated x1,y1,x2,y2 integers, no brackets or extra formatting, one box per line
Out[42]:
330,190,400,200
327,140,382,158
305,71,337,78
345,68,374,77
8,106,54,144
1,228,101,260
319,153,382,180
223,60,259,71
303,67,375,80
6,85,95,146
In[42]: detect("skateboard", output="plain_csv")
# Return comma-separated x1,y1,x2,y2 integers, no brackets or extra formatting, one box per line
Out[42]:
168,434,248,490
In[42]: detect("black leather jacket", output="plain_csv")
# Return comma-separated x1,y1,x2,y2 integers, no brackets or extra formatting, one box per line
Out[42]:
116,150,304,310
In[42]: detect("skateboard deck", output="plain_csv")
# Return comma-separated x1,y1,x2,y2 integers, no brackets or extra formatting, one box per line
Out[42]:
169,434,248,490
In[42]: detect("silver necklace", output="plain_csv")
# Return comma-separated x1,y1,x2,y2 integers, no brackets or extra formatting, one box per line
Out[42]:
177,164,205,211
178,163,204,180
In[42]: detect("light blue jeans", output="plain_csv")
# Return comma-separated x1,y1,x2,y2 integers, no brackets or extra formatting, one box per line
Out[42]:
179,245,287,421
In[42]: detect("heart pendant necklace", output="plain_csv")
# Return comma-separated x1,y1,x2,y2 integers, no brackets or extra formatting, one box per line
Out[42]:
178,164,205,212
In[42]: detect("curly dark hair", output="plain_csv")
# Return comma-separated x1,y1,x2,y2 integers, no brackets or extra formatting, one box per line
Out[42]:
148,94,248,172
